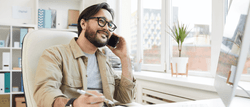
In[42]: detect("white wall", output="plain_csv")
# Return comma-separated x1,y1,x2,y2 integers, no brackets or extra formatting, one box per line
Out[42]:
81,0,107,11
118,0,131,53
39,0,80,29
0,0,117,29
0,0,36,25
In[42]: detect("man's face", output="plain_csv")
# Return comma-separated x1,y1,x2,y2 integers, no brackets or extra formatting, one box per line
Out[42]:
84,9,113,47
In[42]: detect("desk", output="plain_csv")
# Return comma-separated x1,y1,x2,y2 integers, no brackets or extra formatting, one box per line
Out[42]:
125,97,250,107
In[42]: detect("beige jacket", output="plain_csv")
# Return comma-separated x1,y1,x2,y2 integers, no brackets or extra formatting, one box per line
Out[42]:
33,38,136,107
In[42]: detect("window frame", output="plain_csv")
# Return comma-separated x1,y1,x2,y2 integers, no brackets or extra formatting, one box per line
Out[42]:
137,0,167,72
123,0,250,81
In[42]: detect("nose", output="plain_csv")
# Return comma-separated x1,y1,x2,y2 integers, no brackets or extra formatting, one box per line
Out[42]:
101,23,111,36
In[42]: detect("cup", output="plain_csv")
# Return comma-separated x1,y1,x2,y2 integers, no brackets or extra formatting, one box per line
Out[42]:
134,63,141,72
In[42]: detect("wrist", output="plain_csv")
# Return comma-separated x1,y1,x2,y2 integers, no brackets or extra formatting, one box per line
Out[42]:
120,56,130,61
53,97,69,107
65,98,76,107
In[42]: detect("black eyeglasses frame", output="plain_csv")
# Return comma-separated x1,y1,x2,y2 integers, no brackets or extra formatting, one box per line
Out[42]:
85,17,117,32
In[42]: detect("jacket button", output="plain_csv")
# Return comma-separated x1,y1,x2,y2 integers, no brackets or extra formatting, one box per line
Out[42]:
86,75,88,77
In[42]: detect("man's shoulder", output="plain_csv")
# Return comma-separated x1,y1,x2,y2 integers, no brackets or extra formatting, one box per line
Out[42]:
45,44,70,51
43,44,71,56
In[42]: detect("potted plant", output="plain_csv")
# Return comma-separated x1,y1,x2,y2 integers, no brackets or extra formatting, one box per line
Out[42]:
167,22,191,77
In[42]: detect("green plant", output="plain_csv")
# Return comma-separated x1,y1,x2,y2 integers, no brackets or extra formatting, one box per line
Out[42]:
167,22,191,57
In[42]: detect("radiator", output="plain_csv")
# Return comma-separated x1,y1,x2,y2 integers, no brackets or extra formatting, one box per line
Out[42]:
141,88,195,105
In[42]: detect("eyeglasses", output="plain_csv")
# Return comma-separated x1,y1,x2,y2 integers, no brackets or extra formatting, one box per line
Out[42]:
85,17,117,32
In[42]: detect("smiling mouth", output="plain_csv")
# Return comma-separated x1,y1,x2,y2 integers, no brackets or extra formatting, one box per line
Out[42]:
97,30,109,39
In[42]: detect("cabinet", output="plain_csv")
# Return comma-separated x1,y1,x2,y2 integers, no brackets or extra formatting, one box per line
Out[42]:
0,24,35,107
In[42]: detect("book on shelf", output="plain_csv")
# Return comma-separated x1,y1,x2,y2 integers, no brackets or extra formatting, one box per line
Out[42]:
13,67,21,70
38,9,45,28
20,28,28,48
69,23,77,26
18,57,22,68
38,8,56,28
21,74,23,92
67,25,77,30
4,73,10,93
45,9,52,28
68,10,79,26
5,33,10,47
0,73,4,93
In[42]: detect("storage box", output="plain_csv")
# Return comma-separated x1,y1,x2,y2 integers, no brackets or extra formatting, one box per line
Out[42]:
0,95,10,107
15,97,26,107
2,52,10,70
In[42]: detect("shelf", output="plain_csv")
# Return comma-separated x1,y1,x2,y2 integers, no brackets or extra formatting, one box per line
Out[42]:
0,70,11,72
12,92,24,95
0,23,36,28
0,92,24,95
38,28,78,32
11,24,36,28
12,47,22,50
12,70,21,72
0,93,10,95
0,47,11,50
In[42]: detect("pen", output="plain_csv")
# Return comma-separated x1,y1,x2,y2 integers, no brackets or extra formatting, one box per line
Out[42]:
76,89,115,105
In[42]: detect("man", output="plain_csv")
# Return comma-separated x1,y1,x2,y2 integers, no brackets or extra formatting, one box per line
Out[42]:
33,2,136,107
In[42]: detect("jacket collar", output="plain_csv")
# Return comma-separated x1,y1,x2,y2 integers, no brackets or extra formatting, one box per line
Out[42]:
69,37,106,59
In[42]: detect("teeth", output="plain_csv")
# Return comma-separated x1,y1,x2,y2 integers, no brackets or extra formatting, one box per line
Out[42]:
101,34,107,39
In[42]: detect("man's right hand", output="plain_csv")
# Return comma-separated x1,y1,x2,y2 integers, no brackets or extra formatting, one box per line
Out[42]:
73,91,105,107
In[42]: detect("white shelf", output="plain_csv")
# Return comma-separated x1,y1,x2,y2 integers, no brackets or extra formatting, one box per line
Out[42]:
12,70,21,72
0,47,11,50
38,28,78,32
11,24,36,28
12,92,24,95
0,93,11,95
0,70,11,72
12,47,22,50
0,24,34,107
0,92,24,95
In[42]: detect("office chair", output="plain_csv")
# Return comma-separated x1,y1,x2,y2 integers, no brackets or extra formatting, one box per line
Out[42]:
22,30,77,107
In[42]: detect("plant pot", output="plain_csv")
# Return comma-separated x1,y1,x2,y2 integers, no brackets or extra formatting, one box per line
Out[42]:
171,57,189,77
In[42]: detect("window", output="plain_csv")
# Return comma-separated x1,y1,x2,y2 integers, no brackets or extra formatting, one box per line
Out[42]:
125,0,250,80
141,0,162,65
171,0,212,75
130,0,165,72
130,0,138,66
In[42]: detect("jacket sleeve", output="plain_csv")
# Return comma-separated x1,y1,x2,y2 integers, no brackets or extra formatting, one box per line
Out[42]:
114,74,136,103
33,48,67,107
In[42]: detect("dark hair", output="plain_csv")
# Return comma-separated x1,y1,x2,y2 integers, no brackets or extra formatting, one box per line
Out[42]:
77,2,114,36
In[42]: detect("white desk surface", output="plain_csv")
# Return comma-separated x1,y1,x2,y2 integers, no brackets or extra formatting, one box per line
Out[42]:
122,97,250,107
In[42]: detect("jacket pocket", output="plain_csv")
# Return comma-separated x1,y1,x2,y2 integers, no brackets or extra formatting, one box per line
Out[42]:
63,77,82,88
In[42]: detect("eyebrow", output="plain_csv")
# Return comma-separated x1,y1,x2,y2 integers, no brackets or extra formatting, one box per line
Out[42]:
100,16,113,22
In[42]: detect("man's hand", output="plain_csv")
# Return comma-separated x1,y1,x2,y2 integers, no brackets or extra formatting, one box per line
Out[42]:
73,91,105,107
107,33,133,81
107,33,129,59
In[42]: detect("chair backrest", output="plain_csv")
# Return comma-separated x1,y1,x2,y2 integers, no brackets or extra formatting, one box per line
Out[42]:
22,30,77,107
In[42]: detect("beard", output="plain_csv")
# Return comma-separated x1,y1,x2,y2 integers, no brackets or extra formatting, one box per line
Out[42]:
85,26,109,47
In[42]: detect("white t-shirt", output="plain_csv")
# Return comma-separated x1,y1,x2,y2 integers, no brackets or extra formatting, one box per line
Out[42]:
84,52,103,93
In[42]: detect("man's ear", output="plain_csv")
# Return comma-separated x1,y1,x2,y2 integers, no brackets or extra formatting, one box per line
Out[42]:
80,19,87,31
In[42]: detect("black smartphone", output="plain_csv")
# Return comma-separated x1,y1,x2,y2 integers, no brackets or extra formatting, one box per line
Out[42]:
108,34,119,48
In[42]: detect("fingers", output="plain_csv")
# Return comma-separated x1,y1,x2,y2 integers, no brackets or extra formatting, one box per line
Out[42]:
85,91,105,104
88,102,104,107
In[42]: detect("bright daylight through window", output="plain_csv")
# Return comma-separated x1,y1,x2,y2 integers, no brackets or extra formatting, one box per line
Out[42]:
171,0,212,73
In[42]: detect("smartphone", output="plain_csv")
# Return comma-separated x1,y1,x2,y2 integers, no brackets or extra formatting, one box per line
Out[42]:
108,34,120,48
